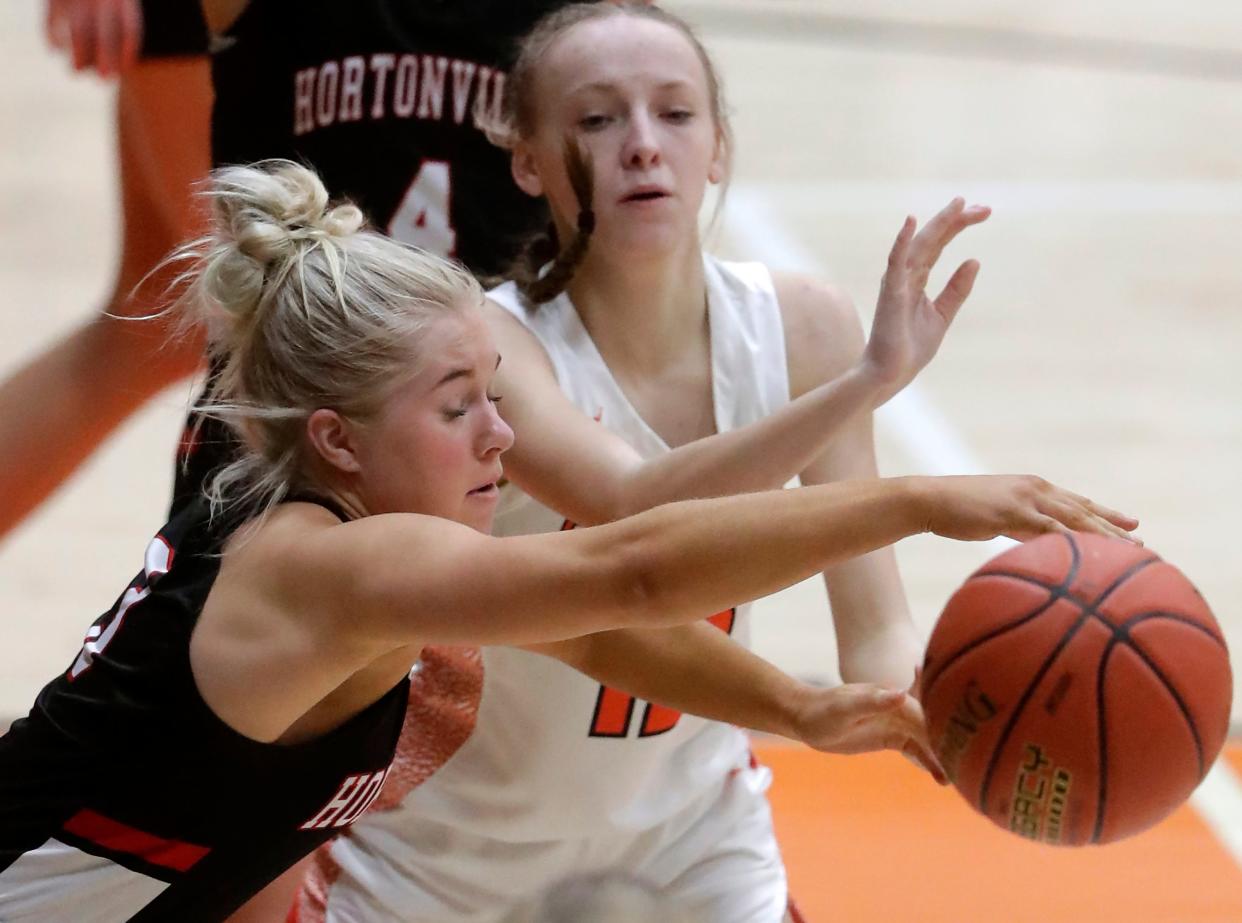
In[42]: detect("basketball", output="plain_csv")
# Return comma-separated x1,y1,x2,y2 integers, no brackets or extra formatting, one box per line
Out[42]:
921,532,1232,846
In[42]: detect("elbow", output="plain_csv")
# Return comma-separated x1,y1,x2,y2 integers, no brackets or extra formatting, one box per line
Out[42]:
606,522,679,629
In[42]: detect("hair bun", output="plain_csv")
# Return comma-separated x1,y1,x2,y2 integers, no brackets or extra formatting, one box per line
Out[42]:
193,161,365,323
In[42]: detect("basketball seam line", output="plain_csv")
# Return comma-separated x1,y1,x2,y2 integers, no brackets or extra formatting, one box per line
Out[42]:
1092,629,1208,843
1095,640,1116,843
921,533,1083,703
1119,630,1207,777
975,574,1225,650
978,540,1161,833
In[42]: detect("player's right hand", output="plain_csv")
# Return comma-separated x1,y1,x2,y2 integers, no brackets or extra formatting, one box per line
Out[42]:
915,474,1140,544
861,198,991,403
46,0,142,78
794,683,948,785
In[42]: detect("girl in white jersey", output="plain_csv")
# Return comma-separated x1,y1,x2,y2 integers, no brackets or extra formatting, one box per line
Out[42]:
284,5,1128,923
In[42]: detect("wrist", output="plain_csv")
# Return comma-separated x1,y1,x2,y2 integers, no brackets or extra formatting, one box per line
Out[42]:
781,681,819,743
844,358,892,409
896,476,936,536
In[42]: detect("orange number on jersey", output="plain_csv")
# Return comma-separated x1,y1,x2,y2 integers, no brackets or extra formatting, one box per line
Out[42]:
560,519,739,739
588,607,736,738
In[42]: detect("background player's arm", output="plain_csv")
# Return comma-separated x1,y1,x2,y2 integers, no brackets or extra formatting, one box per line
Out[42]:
525,625,945,777
771,202,990,688
776,271,921,688
486,301,886,527
487,199,988,528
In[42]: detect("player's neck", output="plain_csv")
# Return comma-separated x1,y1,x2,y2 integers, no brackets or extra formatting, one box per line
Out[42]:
568,243,708,375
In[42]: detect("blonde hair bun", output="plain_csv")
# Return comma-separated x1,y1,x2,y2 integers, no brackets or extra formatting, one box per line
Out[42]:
162,159,481,520
202,160,364,321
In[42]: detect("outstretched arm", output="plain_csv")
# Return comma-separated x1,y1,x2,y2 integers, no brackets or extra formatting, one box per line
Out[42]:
490,199,990,527
527,624,946,781
284,471,1135,652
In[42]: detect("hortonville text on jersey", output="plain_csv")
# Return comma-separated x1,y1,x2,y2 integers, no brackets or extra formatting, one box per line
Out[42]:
293,54,505,136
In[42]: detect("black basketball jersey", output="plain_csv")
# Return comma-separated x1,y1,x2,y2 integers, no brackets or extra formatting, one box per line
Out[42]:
175,0,583,513
211,0,570,279
138,0,209,59
0,498,410,922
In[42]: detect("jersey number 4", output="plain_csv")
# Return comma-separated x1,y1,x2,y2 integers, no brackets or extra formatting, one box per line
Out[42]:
588,607,737,738
388,161,457,256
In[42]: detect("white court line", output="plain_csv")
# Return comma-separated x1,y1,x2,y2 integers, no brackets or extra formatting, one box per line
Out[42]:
1191,761,1242,861
735,179,1242,215
723,184,1242,868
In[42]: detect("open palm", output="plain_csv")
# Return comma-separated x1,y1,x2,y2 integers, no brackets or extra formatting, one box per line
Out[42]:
864,197,991,401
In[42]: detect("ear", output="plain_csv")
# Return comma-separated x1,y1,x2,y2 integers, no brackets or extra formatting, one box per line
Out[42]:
510,141,546,198
707,130,727,185
306,409,363,475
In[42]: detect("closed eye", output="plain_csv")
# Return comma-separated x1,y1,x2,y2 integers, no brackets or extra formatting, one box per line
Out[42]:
579,114,612,131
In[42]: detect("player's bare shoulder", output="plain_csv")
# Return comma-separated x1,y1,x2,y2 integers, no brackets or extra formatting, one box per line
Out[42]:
480,296,557,380
770,270,865,395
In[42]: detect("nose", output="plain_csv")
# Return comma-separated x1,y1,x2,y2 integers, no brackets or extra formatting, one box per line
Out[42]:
622,110,661,171
480,400,515,457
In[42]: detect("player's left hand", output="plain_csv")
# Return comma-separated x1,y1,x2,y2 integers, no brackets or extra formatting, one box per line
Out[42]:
793,683,948,785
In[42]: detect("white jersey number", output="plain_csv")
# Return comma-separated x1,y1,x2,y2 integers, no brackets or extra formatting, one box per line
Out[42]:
387,160,457,256
68,535,174,680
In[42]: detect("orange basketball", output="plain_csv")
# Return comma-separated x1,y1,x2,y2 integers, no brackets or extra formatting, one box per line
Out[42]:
921,532,1232,845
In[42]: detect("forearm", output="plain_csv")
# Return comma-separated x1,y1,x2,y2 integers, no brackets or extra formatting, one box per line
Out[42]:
353,477,926,648
822,548,923,687
609,477,926,631
610,364,886,521
535,624,809,739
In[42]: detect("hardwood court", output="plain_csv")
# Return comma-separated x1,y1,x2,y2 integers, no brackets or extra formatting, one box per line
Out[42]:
758,740,1242,922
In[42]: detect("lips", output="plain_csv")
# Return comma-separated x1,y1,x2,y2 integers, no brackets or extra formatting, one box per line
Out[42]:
467,473,502,496
620,187,671,203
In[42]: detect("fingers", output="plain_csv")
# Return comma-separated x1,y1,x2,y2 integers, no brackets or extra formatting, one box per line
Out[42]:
885,215,917,277
907,198,991,293
1036,480,1141,543
68,2,98,71
1064,491,1141,532
115,0,142,76
902,738,949,786
96,0,122,77
877,214,916,310
932,259,981,324
46,0,70,49
1006,480,1141,545
845,684,907,716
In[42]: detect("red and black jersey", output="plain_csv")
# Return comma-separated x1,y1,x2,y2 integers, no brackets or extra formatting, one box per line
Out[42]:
138,0,209,59
0,498,409,922
211,0,571,279
174,0,583,513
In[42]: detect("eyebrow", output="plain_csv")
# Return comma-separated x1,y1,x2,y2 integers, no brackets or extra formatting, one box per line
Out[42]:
569,79,694,96
433,354,502,389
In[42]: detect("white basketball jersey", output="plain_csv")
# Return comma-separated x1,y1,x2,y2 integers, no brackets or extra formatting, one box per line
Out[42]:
346,256,790,852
